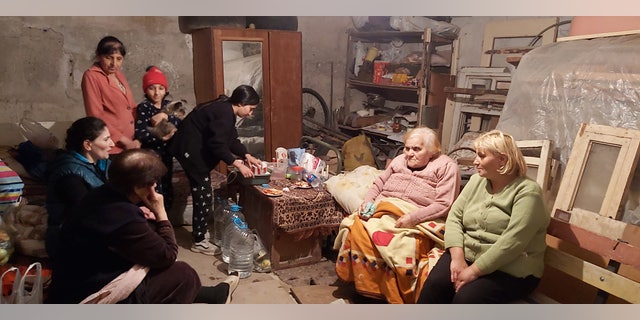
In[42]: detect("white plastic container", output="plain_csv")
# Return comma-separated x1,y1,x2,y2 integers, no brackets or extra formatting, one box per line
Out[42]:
222,204,245,263
212,198,230,247
228,223,254,278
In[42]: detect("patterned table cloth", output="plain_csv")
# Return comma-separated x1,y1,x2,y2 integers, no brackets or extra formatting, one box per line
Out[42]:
247,179,347,236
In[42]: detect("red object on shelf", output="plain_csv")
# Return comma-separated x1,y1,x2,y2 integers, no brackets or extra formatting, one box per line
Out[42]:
373,61,389,84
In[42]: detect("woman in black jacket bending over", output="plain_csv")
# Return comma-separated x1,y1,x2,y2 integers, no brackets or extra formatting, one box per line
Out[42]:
169,84,262,255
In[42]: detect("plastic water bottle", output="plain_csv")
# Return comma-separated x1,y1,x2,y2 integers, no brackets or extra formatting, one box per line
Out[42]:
228,221,254,278
305,172,321,188
222,204,245,263
252,230,271,273
212,198,230,247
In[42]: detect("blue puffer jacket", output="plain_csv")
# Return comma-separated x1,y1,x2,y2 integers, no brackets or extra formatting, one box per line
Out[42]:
45,150,109,258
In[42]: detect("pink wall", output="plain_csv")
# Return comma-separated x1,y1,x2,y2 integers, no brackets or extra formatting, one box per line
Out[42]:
569,16,640,36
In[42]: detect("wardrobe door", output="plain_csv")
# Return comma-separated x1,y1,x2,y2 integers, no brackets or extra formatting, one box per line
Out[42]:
266,30,302,160
192,28,270,162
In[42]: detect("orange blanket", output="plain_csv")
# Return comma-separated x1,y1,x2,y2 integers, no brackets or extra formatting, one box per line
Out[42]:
334,198,444,304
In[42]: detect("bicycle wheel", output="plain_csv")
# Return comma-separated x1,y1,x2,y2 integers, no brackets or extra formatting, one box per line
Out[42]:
302,88,330,136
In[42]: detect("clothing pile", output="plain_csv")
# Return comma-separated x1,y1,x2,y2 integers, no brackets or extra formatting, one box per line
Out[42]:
1,201,48,258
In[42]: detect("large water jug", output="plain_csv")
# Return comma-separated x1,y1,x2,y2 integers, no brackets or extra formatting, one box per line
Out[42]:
212,198,230,247
228,222,254,278
222,204,245,263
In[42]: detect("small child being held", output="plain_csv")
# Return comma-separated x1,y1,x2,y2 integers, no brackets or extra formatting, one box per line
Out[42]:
134,66,183,210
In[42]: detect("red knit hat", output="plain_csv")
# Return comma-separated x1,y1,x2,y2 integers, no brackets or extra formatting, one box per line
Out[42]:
142,66,168,92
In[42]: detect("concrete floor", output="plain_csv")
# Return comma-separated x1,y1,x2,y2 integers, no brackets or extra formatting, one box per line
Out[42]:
176,225,387,304
11,224,379,304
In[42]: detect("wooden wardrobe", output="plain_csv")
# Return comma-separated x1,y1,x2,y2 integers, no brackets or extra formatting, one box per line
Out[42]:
191,27,303,163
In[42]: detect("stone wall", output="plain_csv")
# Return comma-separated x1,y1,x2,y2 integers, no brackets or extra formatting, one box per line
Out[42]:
0,16,194,124
0,16,352,132
0,16,569,140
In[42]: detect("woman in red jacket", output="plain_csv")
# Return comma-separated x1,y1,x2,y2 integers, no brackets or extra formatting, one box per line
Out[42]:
82,35,140,155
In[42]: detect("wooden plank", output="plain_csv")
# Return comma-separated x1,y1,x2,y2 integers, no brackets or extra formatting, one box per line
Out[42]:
547,216,640,269
444,87,509,96
484,46,536,54
441,98,456,153
450,39,459,77
474,94,506,104
545,247,640,303
505,56,521,67
567,209,640,249
516,140,553,195
523,156,541,166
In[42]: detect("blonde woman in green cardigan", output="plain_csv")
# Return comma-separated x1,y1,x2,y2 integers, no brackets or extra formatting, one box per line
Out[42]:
417,130,550,304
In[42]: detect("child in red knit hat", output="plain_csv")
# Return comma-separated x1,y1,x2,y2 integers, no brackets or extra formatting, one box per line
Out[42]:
134,65,182,211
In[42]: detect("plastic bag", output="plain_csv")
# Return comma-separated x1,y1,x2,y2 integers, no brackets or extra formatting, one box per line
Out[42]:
16,262,43,304
1,267,20,304
0,262,42,304
252,230,271,273
389,16,460,39
18,118,59,150
342,134,376,171
287,148,305,167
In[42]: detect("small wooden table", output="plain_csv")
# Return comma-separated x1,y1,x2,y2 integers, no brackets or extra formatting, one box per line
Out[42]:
238,179,346,270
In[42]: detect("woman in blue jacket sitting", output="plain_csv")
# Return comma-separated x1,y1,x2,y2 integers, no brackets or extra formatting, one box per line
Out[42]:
45,116,114,259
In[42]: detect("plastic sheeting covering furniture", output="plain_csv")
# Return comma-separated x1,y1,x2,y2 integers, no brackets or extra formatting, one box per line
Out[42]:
497,33,640,167
496,33,640,225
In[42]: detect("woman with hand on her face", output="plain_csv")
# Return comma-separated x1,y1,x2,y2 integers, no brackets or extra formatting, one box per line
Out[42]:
334,127,460,304
45,116,114,260
47,149,238,304
169,84,263,256
82,35,140,155
417,130,550,304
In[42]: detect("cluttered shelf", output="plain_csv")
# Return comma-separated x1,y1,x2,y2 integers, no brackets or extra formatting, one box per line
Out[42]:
347,79,419,103
348,30,456,45
344,27,457,130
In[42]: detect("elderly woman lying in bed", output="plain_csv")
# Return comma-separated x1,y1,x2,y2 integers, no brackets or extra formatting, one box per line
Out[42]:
333,127,460,304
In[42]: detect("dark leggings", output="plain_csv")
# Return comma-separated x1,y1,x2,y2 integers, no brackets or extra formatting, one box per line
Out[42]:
186,172,213,243
173,152,213,243
417,251,540,304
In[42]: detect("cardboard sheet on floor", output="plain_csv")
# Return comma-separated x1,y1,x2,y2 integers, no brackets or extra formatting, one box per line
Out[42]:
290,285,354,304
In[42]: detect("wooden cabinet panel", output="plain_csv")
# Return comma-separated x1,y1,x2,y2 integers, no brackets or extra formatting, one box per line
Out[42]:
267,31,302,156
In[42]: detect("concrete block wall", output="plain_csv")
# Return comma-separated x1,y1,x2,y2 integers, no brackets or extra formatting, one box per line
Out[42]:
0,16,194,125
0,16,352,133
0,16,567,139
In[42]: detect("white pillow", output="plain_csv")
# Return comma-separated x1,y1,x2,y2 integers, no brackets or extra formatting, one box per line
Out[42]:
324,165,383,213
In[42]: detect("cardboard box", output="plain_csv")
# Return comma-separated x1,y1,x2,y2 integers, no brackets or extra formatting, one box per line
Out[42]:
350,114,392,128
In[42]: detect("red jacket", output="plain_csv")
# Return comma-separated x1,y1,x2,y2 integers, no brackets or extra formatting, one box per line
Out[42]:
81,64,136,154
